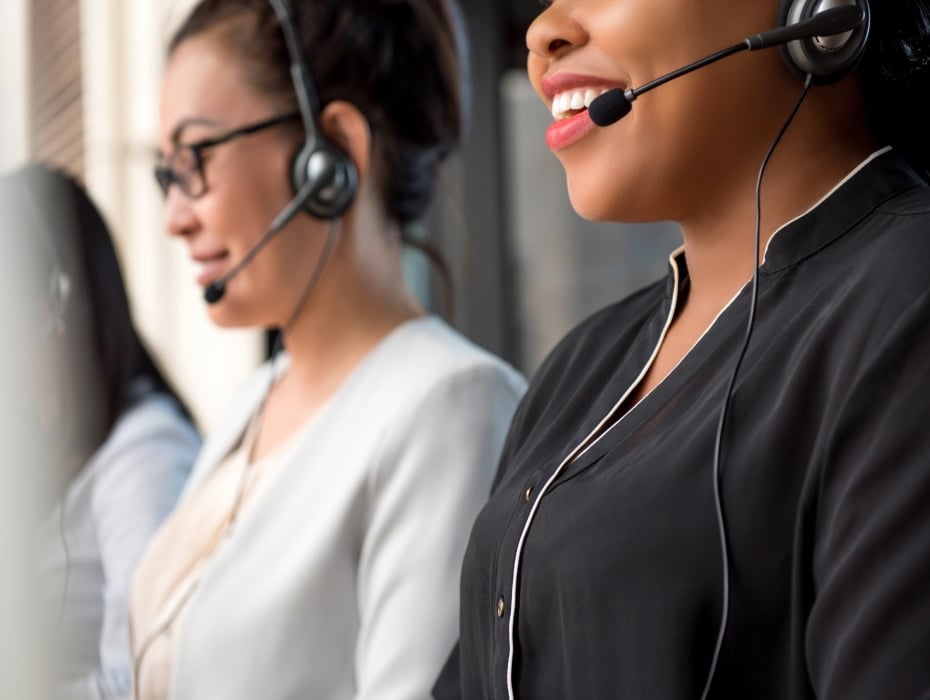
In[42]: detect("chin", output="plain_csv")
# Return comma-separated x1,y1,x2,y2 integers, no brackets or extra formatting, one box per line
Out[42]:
204,301,252,329
565,169,661,224
205,308,237,328
203,285,280,329
565,178,621,223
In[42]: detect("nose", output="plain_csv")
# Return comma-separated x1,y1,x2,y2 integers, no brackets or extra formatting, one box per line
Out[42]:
163,187,198,238
526,2,587,60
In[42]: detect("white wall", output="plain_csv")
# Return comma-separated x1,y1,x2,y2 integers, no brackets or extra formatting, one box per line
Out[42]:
80,0,263,433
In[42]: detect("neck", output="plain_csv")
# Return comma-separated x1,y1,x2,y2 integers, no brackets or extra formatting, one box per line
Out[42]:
677,125,874,319
275,219,424,396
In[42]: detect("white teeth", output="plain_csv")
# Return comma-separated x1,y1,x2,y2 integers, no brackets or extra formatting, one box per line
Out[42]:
551,88,609,120
551,93,569,118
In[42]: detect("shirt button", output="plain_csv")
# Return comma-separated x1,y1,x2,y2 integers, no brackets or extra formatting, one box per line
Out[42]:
524,485,534,502
497,596,506,618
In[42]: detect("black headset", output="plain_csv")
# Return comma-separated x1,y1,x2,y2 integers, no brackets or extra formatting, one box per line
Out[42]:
701,2,871,698
777,0,871,83
20,175,72,340
268,0,358,220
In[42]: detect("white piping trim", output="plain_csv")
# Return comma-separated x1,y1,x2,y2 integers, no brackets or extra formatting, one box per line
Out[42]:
501,244,747,695
762,146,893,262
573,269,742,467
504,253,686,699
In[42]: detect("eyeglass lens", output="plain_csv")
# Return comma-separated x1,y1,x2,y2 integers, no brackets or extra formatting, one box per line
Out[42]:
154,146,204,199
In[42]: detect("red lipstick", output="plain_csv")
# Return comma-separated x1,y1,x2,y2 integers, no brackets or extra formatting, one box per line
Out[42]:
546,110,597,151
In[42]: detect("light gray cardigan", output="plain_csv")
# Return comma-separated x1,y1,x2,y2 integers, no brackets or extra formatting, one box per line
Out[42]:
163,316,525,699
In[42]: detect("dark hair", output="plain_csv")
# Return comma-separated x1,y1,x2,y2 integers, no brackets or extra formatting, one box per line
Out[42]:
0,163,193,473
858,0,930,181
168,0,469,308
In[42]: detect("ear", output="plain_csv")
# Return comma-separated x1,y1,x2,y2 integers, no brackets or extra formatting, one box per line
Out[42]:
318,100,372,182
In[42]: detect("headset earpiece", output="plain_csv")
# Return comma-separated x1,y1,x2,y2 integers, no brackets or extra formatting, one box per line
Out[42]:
291,136,358,220
777,0,871,84
20,175,72,338
269,0,358,220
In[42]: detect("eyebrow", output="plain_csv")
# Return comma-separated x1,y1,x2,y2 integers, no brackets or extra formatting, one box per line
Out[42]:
154,117,223,160
170,117,222,147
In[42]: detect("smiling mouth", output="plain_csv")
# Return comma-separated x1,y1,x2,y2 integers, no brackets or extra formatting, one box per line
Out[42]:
193,253,230,287
550,87,610,120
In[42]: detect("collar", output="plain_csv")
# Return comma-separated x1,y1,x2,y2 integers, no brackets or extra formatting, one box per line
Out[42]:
660,148,926,316
760,147,926,274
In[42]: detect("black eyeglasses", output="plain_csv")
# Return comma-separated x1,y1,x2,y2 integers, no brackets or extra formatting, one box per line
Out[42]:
154,112,300,199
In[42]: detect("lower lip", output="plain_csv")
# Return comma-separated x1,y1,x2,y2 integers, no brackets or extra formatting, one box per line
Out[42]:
196,258,228,288
545,110,598,151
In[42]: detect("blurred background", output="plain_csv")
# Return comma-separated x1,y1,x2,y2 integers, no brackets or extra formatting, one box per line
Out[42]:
1,2,680,694
1,0,683,429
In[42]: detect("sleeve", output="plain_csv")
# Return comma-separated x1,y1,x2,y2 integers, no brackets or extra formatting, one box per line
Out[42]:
84,400,200,698
807,290,930,698
353,362,524,700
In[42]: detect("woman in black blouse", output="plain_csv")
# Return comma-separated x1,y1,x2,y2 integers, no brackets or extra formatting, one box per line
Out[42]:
435,0,930,698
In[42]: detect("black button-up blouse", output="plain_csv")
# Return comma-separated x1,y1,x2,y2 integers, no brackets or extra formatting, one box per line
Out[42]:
435,149,930,699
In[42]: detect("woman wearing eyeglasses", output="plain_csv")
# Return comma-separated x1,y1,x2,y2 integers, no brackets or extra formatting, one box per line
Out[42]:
128,1,525,699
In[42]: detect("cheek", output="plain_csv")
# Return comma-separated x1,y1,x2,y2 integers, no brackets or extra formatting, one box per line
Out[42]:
216,167,292,249
527,54,548,103
200,146,319,322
